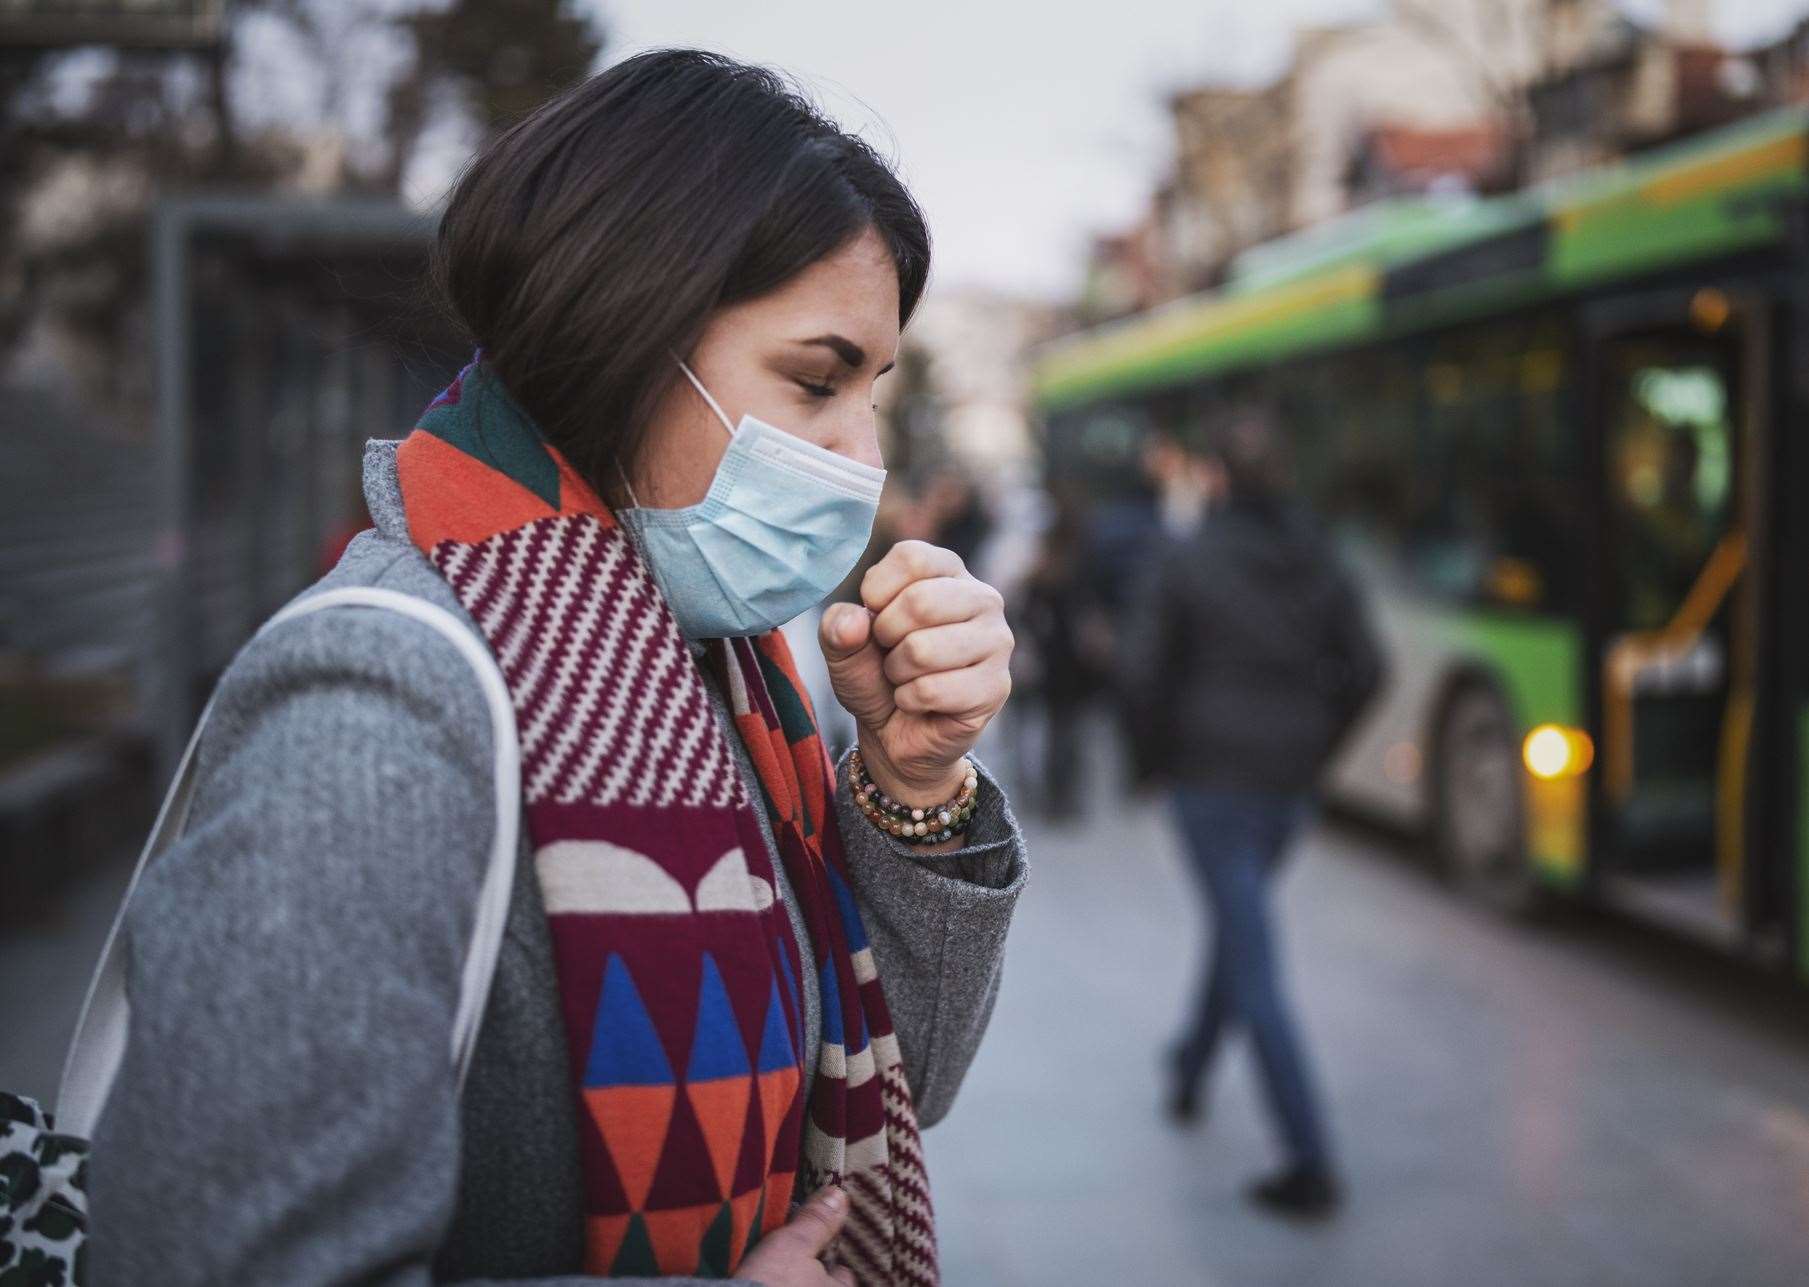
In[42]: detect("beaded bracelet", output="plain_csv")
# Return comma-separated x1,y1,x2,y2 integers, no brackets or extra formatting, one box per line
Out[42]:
848,747,980,846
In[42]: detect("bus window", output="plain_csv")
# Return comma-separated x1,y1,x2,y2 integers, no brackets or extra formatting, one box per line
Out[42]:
1411,315,1583,613
1608,357,1735,631
1288,347,1418,571
1599,327,1743,872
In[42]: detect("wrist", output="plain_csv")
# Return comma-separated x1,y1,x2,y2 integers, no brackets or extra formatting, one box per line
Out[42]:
848,742,980,847
852,736,969,806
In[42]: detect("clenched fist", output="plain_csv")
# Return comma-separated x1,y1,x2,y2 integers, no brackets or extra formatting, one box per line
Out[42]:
818,540,1013,821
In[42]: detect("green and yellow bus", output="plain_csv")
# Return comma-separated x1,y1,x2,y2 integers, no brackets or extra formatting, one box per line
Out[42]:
1035,106,1809,975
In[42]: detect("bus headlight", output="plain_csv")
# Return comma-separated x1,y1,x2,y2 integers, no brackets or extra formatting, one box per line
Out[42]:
1523,724,1594,780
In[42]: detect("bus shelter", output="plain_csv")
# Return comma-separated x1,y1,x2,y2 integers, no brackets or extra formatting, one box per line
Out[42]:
145,196,459,792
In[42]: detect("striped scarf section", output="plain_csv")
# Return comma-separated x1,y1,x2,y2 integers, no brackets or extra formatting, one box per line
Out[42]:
394,359,935,1283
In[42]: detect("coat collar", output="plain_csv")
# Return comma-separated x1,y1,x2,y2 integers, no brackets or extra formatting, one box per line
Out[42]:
361,437,410,544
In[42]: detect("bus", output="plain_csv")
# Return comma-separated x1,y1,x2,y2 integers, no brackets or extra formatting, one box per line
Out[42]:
1033,106,1809,977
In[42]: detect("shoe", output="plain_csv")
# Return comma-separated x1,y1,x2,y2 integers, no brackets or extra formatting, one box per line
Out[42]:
1247,1165,1341,1219
1162,1048,1202,1126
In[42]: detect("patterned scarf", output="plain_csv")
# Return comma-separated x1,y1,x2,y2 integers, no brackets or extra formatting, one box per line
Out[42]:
394,360,934,1283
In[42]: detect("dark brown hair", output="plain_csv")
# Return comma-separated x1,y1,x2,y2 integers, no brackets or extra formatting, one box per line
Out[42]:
434,48,931,504
1207,401,1290,504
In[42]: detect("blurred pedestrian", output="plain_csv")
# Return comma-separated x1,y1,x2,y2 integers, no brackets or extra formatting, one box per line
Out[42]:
84,51,1026,1286
1143,430,1214,539
1123,404,1382,1219
921,469,992,568
1011,488,1111,819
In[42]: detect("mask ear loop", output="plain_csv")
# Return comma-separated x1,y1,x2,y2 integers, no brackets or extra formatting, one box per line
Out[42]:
623,361,735,648
673,355,737,438
619,356,734,511
615,463,644,510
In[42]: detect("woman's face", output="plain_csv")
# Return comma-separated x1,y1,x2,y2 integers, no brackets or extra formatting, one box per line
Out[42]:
632,226,901,509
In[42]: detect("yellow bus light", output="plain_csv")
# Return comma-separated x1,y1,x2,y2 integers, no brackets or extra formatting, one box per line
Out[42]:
1524,724,1594,780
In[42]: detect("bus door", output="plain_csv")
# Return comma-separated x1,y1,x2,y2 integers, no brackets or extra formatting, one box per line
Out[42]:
1587,291,1769,943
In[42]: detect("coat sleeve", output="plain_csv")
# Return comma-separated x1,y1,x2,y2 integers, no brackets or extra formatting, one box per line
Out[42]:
832,751,1028,1128
87,596,744,1287
1116,536,1188,784
1320,551,1387,758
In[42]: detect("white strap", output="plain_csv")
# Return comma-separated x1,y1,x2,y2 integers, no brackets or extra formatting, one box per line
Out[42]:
56,586,521,1137
674,356,738,438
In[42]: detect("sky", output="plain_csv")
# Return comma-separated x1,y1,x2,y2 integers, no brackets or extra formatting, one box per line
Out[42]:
591,0,1809,301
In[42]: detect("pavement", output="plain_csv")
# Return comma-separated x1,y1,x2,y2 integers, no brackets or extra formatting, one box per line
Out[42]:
931,735,1809,1286
5,728,1809,1286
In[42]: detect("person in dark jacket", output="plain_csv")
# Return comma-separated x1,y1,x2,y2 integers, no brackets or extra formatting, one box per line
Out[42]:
1123,403,1383,1219
1012,489,1112,819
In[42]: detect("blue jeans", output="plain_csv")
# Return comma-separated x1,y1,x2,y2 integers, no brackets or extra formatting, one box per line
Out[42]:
1170,787,1332,1172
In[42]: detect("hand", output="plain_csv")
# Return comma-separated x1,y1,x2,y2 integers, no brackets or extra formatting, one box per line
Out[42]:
738,1185,857,1286
819,540,1013,804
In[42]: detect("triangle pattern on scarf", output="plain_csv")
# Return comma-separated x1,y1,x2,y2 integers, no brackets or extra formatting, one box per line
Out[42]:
685,954,755,1198
610,1213,659,1277
686,1077,754,1200
757,1065,800,1175
686,954,750,1082
700,1199,736,1276
762,1170,796,1241
643,1202,716,1277
730,1187,763,1266
732,1083,770,1196
582,1085,675,1213
644,1086,728,1213
584,954,672,1087
756,975,795,1073
585,1213,631,1276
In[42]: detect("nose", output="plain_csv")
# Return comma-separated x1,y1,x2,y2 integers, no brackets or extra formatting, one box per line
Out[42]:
829,407,885,472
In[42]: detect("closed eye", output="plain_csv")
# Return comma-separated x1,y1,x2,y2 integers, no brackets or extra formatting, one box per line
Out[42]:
797,379,837,399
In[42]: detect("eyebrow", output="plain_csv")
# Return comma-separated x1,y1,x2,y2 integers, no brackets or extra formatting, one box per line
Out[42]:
797,334,895,376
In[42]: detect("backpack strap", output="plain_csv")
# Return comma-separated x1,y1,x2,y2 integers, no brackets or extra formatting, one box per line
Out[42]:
56,587,521,1138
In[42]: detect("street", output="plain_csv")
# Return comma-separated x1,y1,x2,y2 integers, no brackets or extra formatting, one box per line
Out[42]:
13,5,1809,1284
932,741,1809,1287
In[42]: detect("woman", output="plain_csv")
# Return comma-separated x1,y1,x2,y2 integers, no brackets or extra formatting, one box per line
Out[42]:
1124,406,1380,1219
90,50,1026,1285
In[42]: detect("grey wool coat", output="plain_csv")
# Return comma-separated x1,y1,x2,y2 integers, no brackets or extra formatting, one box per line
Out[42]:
87,438,1028,1285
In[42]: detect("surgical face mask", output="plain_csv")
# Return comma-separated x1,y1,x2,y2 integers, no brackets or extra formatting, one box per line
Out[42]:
617,358,886,638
